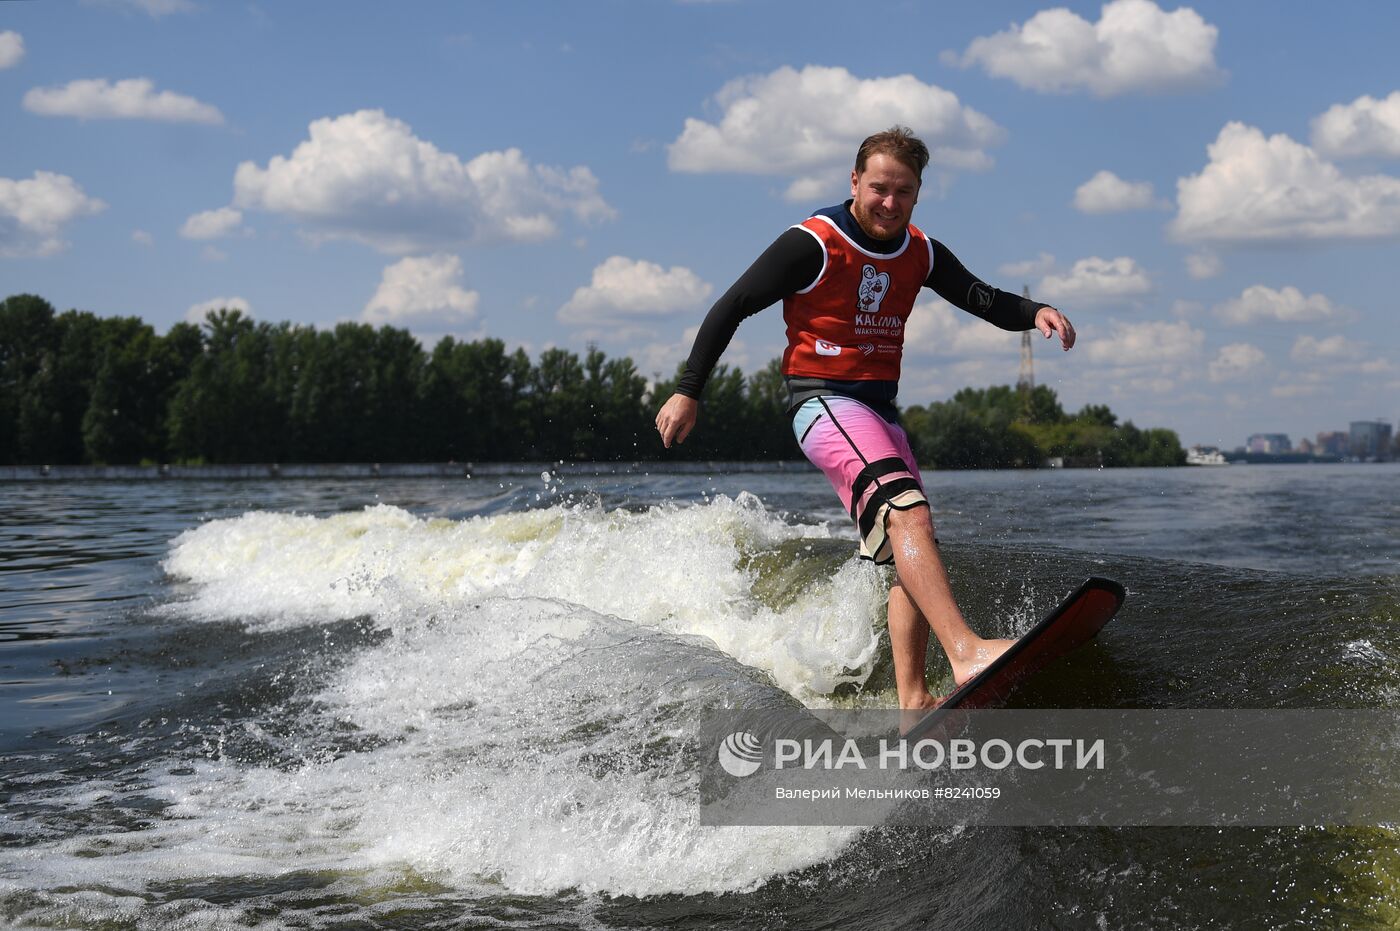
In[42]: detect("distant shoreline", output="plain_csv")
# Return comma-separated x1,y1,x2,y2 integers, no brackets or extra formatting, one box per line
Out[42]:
1,458,1390,482
1222,453,1349,465
0,461,814,482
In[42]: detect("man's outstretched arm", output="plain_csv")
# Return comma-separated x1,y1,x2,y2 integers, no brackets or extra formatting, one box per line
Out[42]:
656,228,821,447
925,239,1075,349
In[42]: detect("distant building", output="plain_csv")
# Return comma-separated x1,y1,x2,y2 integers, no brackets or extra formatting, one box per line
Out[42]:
1315,431,1349,457
1295,437,1314,455
1246,433,1292,454
1349,420,1394,461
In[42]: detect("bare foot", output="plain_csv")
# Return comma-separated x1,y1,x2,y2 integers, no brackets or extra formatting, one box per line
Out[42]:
950,637,1016,686
898,691,946,736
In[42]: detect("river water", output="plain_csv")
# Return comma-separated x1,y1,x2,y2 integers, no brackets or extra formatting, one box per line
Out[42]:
2,463,1398,928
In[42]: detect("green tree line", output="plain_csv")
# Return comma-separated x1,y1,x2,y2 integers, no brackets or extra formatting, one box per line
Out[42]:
904,385,1184,468
0,293,1181,467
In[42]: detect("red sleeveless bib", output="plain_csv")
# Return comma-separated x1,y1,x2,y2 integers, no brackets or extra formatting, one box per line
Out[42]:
780,215,932,382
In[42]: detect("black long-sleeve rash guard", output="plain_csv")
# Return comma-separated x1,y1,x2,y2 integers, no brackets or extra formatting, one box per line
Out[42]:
674,224,1048,405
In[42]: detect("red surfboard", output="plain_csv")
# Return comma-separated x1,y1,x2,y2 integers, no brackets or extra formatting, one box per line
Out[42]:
904,577,1126,742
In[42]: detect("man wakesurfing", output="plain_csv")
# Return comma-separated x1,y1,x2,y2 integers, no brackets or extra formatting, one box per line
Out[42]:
654,126,1077,712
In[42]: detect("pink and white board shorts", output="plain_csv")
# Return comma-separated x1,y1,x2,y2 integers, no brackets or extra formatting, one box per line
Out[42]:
791,395,929,564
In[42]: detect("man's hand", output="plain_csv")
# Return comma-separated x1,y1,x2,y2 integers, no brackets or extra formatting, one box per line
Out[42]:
1035,306,1076,351
655,393,699,448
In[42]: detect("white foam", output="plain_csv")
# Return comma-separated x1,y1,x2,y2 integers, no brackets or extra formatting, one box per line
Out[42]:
5,497,892,905
5,598,861,901
317,597,861,895
1341,639,1388,666
162,494,884,701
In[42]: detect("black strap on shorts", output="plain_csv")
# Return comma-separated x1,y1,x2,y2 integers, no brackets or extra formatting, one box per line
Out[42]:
857,478,925,541
849,456,913,521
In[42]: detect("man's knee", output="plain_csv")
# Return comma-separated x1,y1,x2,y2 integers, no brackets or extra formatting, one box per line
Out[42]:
886,502,934,536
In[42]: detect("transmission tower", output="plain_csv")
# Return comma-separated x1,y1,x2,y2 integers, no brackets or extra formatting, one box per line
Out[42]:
1017,284,1035,392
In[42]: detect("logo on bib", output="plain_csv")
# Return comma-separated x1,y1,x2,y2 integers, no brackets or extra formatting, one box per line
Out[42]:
857,264,891,314
815,339,842,356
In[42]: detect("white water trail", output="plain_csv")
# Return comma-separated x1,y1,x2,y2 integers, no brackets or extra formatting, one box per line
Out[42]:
5,495,891,904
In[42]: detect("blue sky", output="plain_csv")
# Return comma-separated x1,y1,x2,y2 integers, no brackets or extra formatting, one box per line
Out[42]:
2,0,1398,449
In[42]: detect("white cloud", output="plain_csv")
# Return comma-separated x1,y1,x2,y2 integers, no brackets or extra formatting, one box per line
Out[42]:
23,78,223,124
784,174,841,204
0,31,24,70
0,171,107,257
1213,285,1351,325
998,252,1056,278
569,324,665,348
1037,256,1151,303
185,296,251,324
1208,343,1266,382
132,229,154,246
1171,122,1400,243
1073,170,1160,213
667,65,1005,200
1360,358,1396,375
945,0,1223,97
1082,319,1204,366
362,254,480,331
200,246,227,262
1120,375,1177,396
633,329,783,392
559,256,713,326
1270,380,1325,400
629,338,695,385
83,0,195,16
180,206,244,240
1184,252,1222,279
1311,91,1400,159
231,110,614,253
905,296,1022,358
1290,334,1365,362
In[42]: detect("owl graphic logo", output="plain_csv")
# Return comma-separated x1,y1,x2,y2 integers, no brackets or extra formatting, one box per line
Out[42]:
857,264,891,314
